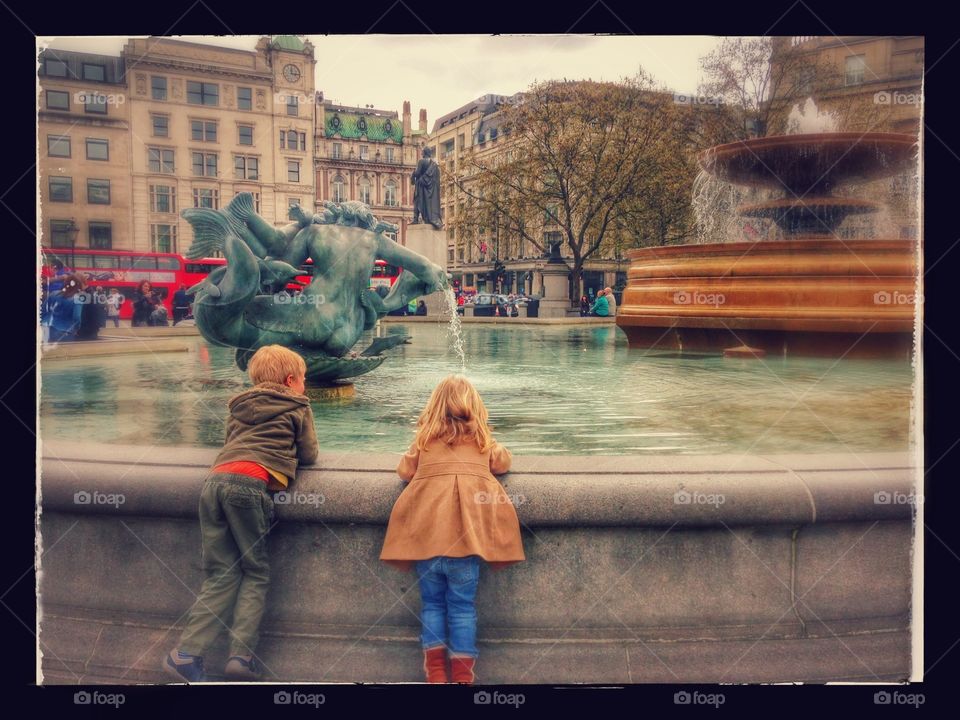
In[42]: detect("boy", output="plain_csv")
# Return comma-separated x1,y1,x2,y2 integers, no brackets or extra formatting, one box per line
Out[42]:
164,345,319,682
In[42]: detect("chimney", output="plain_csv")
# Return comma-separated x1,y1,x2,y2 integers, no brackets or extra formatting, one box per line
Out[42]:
402,100,411,137
419,108,427,134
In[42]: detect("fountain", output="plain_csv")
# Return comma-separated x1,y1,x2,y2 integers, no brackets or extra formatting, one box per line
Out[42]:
617,113,919,358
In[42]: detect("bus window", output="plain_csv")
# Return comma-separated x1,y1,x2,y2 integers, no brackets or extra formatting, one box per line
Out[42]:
157,257,180,270
93,254,121,269
73,254,93,268
132,256,156,270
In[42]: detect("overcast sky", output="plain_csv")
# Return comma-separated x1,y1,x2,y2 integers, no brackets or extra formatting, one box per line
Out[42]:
38,34,724,122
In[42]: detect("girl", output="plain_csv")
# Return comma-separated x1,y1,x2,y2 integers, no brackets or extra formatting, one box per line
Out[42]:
380,374,524,684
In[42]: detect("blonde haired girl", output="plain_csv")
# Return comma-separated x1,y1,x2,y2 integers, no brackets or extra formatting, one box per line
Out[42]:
380,374,525,684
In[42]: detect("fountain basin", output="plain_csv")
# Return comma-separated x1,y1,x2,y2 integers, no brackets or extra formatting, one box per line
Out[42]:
617,238,917,358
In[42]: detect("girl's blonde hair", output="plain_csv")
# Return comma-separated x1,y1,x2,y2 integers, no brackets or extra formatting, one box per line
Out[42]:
247,344,307,385
414,374,493,452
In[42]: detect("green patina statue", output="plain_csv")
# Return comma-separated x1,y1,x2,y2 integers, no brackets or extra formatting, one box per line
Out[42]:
181,192,449,383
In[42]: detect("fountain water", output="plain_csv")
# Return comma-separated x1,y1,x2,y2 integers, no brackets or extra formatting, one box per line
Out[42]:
618,113,919,359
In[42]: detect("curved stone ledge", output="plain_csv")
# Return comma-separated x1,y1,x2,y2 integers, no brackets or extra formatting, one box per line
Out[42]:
37,441,916,683
40,441,915,527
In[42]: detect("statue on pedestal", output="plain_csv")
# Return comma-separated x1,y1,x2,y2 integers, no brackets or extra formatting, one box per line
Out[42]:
411,146,443,229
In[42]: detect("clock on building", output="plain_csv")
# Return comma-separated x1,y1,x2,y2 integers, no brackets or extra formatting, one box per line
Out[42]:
283,64,301,82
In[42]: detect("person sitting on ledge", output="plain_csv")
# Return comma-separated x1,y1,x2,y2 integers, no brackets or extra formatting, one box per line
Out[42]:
164,345,319,683
589,289,609,317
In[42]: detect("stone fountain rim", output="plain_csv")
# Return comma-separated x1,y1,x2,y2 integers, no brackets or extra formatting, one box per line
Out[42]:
624,237,915,260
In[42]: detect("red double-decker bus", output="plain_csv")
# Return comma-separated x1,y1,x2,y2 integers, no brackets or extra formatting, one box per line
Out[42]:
40,248,230,320
289,258,401,291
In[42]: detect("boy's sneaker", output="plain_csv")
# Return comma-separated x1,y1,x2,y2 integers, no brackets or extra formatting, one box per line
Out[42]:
163,649,206,682
224,655,263,681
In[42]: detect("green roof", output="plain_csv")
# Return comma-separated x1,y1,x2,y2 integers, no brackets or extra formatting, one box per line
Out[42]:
325,112,403,142
272,35,305,51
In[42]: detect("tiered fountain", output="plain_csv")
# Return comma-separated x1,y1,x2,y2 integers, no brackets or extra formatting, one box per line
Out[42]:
616,115,919,358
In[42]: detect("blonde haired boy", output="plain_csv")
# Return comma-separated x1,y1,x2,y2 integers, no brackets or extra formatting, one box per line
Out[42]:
164,345,318,682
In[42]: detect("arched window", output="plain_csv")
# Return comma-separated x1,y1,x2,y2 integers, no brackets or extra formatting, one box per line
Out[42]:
333,175,345,203
359,176,371,205
287,130,299,150
384,179,397,207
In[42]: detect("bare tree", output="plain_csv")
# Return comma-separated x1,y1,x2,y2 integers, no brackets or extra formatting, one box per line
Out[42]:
452,75,691,303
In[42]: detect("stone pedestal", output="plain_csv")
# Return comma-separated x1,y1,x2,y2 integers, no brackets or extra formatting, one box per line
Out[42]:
404,224,448,317
538,263,573,319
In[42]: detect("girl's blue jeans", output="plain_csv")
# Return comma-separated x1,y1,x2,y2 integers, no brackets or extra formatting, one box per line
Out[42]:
415,555,481,658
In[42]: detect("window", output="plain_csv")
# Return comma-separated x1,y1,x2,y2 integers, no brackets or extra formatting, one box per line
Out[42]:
49,177,72,202
47,135,70,158
360,145,369,161
286,94,298,116
490,127,498,141
187,81,218,106
89,222,112,249
84,92,108,114
45,58,68,77
151,76,167,100
332,142,342,159
86,138,109,161
82,63,105,82
385,147,395,163
234,155,259,180
287,160,300,183
288,198,300,209
149,185,175,213
50,220,75,245
148,147,175,174
238,125,254,146
237,86,252,110
845,55,866,85
384,180,397,207
191,120,217,142
359,177,371,204
150,224,176,253
192,152,218,177
193,188,219,209
87,179,111,205
332,175,345,202
152,115,168,137
457,133,465,150
46,90,69,110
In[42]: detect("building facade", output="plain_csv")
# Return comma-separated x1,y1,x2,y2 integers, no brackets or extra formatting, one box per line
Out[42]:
314,99,426,245
38,50,133,252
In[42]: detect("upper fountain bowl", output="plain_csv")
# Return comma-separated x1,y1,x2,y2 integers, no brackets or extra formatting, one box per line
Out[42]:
700,132,917,195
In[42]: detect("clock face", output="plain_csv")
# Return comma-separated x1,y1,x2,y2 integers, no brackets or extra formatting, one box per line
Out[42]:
283,64,301,82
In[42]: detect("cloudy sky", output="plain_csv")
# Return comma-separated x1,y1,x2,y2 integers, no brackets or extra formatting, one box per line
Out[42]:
38,34,724,123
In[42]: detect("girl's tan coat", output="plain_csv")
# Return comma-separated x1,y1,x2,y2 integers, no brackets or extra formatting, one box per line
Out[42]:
380,438,525,571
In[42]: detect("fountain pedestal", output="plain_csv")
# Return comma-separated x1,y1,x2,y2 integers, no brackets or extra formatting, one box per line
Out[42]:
404,224,447,316
538,263,573,318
